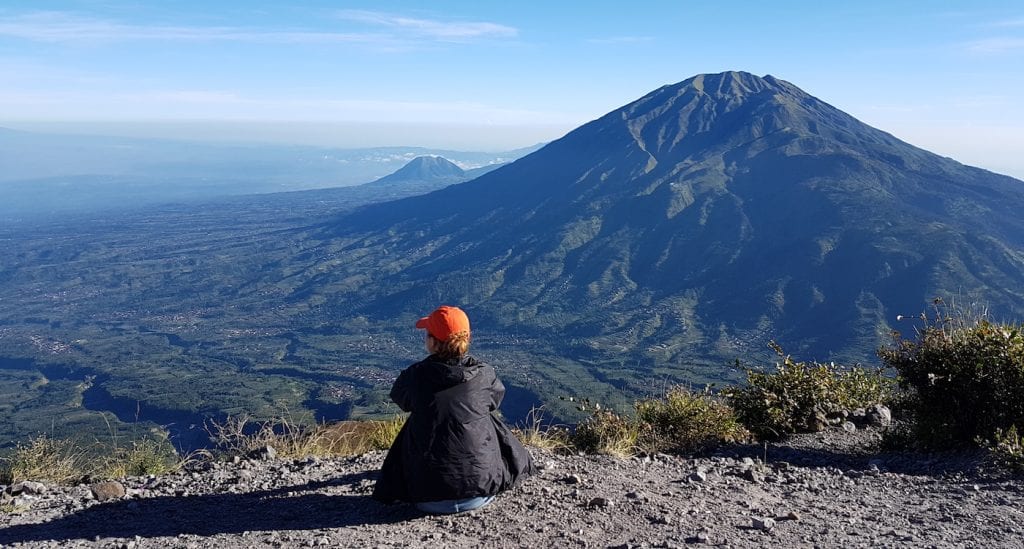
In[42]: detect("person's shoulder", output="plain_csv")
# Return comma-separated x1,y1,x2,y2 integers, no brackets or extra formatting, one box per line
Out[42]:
463,355,498,378
405,355,451,375
396,357,423,376
462,354,491,368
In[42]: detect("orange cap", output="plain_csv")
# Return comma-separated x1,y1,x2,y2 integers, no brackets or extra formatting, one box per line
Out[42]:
415,305,470,342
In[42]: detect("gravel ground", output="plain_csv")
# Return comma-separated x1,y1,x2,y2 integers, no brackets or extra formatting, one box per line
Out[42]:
2,426,1023,548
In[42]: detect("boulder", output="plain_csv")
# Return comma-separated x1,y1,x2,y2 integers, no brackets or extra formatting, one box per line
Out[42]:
11,481,47,495
867,404,892,427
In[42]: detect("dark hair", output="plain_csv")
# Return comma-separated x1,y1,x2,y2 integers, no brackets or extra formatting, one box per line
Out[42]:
432,330,470,359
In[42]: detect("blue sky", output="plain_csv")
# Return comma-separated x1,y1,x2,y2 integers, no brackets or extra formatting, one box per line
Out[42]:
1,1,1022,178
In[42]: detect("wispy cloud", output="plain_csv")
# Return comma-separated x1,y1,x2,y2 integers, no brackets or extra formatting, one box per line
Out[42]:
964,36,1024,54
0,11,410,47
958,16,1024,54
586,36,654,45
335,10,517,41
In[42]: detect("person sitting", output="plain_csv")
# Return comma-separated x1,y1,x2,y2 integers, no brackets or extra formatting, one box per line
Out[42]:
372,305,536,514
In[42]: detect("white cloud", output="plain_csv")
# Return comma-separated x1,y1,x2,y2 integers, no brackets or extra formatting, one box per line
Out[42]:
335,10,517,41
0,10,516,49
0,11,400,47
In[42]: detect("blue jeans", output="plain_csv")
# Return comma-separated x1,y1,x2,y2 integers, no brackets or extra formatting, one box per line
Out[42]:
415,495,495,514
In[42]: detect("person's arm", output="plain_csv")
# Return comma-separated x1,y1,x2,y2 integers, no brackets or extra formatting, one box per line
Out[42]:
389,366,416,412
488,371,506,411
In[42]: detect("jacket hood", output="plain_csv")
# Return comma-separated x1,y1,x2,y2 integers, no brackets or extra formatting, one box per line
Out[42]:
427,354,485,386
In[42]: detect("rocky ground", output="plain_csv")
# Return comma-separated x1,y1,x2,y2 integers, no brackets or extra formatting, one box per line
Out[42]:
1,425,1023,549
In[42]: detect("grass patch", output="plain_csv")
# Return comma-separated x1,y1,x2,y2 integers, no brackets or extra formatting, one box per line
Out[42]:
0,432,195,484
0,434,86,485
513,407,571,452
992,425,1024,471
367,414,406,450
101,438,190,478
635,387,750,454
207,413,407,459
571,408,640,458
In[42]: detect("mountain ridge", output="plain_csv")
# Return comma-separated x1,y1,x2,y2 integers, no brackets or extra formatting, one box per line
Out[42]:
316,71,1024,364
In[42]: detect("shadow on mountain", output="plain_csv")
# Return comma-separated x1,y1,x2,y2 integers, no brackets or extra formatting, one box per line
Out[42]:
0,471,422,545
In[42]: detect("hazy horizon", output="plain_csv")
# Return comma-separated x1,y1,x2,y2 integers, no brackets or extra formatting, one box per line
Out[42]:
2,114,1022,181
0,120,569,154
1,2,1022,179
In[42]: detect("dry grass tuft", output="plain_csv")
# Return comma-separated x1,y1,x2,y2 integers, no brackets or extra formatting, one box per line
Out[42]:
571,409,640,458
0,434,87,484
101,438,192,478
367,415,406,450
207,413,407,459
513,407,571,452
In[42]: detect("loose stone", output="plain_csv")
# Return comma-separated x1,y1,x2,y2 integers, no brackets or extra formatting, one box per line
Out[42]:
90,480,126,502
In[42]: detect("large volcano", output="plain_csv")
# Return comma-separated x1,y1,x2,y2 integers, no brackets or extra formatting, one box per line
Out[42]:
318,71,1024,366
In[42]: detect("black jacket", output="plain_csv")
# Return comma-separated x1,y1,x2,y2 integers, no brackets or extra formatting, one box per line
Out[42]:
372,354,535,503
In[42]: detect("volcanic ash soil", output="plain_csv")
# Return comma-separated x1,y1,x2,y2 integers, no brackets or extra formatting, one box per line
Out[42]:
1,428,1023,548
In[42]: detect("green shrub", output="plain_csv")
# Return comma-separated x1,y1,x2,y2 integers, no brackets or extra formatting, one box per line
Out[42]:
635,387,749,454
879,310,1024,448
571,409,639,458
726,343,893,438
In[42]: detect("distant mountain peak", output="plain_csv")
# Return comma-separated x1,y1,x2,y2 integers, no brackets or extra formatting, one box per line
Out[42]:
366,155,468,188
371,155,465,185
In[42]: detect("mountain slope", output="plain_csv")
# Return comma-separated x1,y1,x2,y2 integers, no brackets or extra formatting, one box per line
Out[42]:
316,71,1024,364
1,72,1022,442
